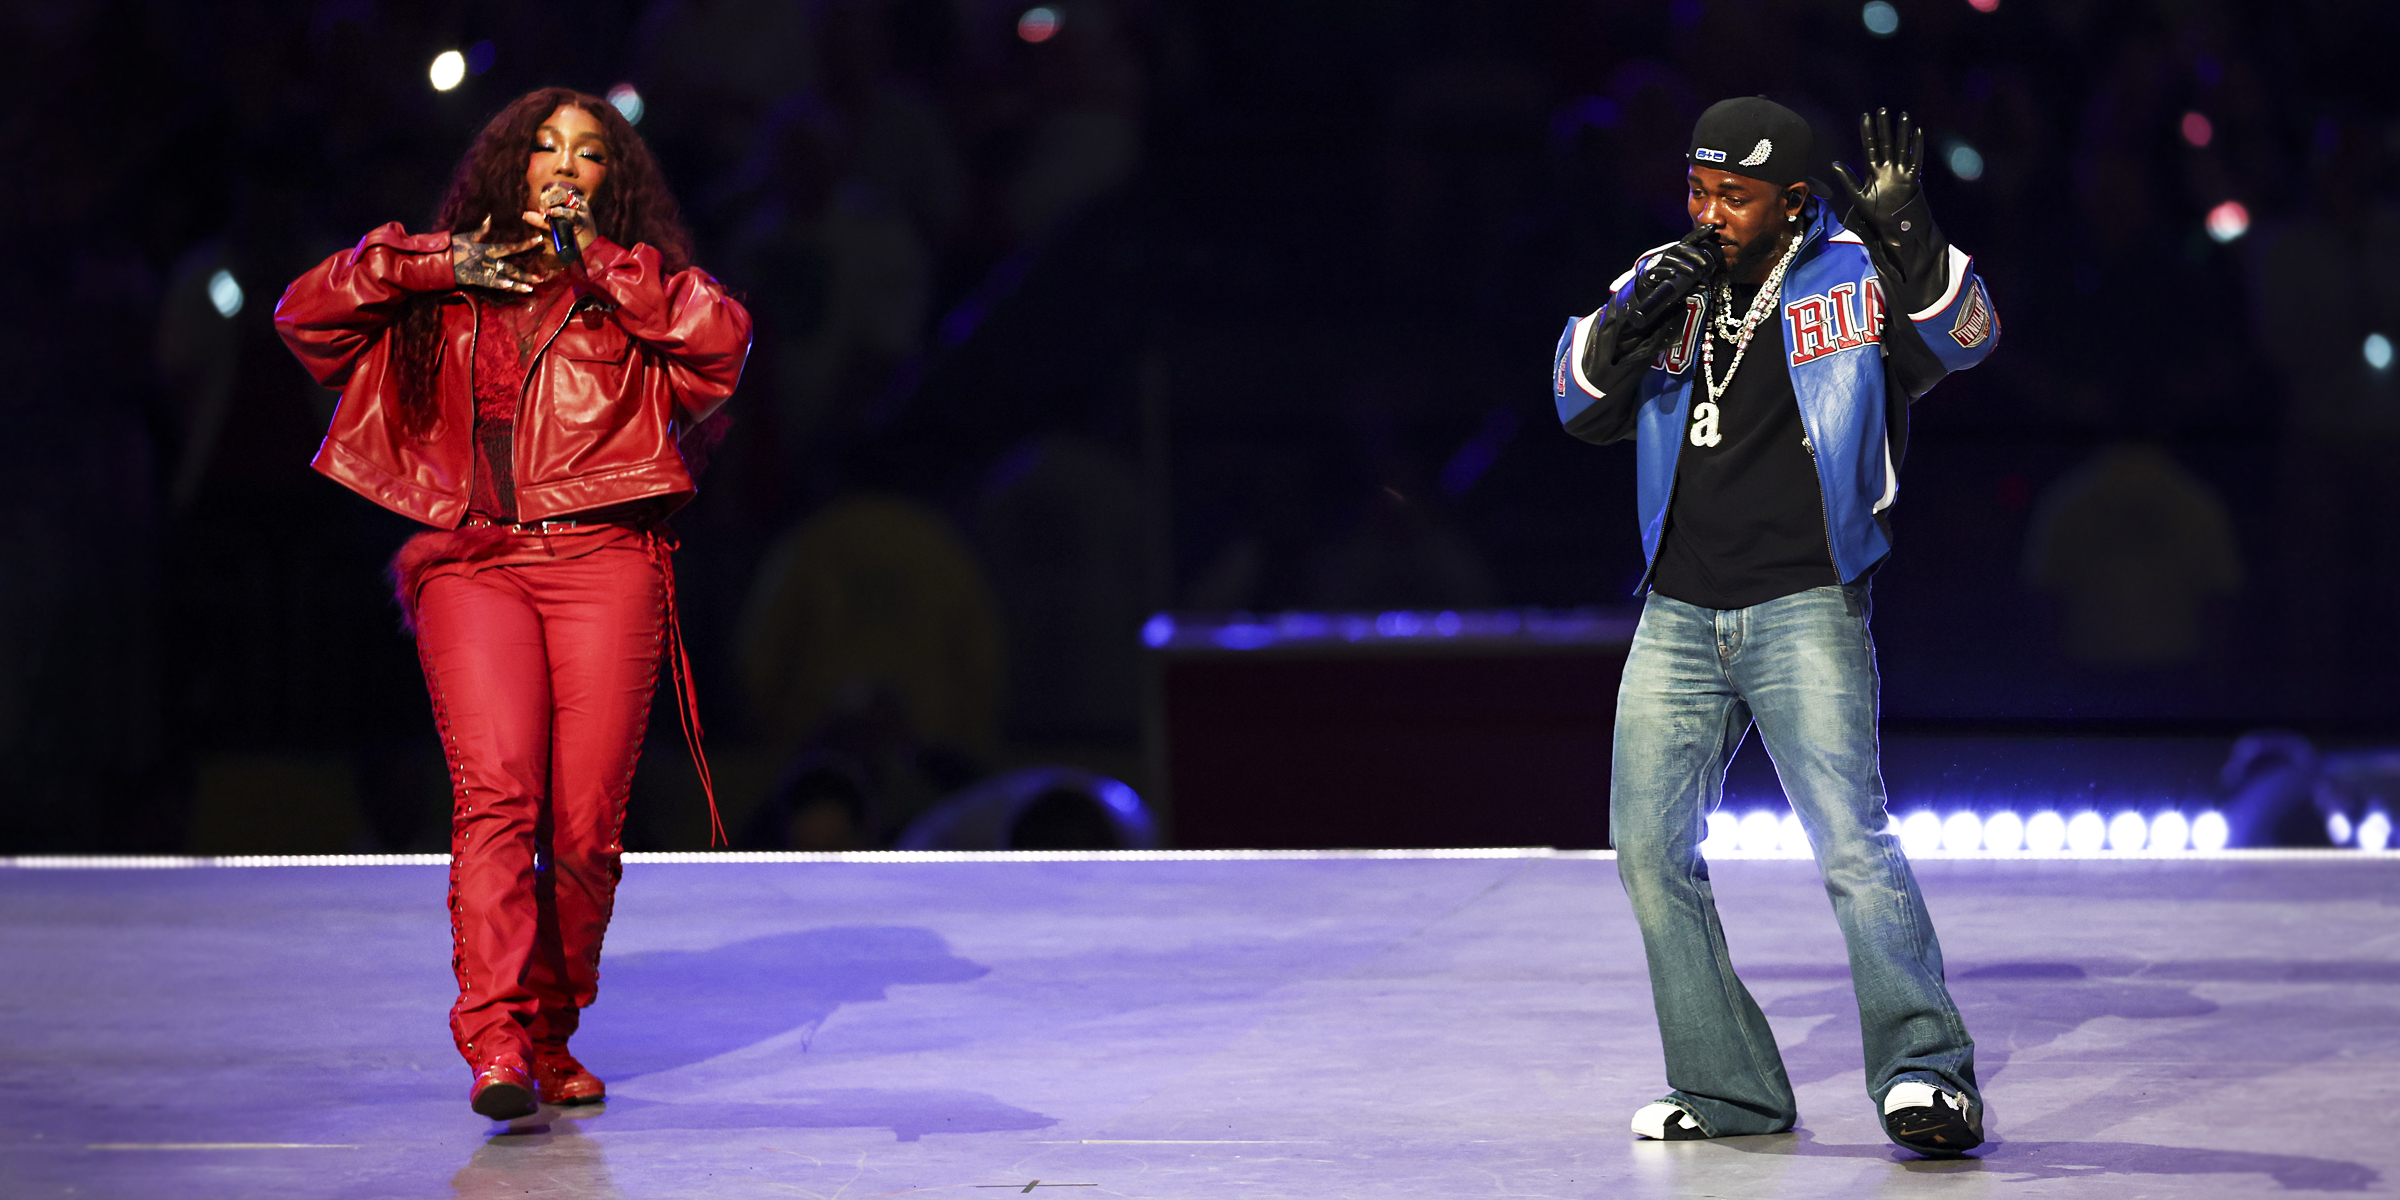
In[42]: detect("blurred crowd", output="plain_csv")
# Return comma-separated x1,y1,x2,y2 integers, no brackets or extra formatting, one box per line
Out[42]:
3,0,2397,853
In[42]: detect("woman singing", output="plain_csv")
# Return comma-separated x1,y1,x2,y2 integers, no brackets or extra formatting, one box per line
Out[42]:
275,88,750,1119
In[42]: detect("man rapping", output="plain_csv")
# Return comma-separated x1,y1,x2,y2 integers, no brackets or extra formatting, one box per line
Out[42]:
1550,96,1999,1156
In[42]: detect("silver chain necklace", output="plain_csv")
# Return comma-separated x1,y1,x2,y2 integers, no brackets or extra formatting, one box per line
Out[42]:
1699,230,1803,405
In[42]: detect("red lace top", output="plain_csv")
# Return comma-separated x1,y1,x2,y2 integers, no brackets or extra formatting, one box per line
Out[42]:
468,276,574,522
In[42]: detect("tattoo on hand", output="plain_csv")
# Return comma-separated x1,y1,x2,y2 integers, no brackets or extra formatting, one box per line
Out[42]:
450,217,543,293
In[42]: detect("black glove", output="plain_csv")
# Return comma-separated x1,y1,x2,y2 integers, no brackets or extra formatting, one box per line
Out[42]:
1831,108,1948,314
1627,229,1723,332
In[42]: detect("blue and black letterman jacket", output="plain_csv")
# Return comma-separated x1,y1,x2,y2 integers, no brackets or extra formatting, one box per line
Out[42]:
1551,196,1998,590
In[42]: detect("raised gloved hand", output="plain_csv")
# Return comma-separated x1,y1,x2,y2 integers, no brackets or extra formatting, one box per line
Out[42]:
1831,108,1947,313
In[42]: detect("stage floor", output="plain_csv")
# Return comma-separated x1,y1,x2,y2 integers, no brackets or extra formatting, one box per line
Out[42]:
2,851,2395,1198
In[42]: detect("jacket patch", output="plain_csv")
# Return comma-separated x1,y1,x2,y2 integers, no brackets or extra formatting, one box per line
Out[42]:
1785,278,1884,366
1950,280,1994,348
1653,296,1704,374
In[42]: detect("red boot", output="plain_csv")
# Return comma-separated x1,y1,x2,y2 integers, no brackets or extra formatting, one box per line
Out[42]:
470,1052,537,1119
534,1047,606,1106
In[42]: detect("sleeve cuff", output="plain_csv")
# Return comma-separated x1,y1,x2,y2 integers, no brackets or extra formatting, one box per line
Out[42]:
1568,307,1608,398
1908,245,1974,322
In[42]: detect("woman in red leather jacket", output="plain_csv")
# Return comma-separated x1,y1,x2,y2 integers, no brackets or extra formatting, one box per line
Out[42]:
275,87,751,1120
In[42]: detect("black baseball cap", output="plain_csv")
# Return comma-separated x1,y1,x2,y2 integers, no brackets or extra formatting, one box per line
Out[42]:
1687,96,1813,188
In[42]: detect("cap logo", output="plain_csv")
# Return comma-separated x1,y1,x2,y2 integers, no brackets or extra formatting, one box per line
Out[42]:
1694,147,1727,163
1739,139,1773,167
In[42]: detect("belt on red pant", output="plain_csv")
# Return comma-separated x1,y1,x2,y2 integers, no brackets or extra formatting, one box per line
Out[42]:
456,515,726,846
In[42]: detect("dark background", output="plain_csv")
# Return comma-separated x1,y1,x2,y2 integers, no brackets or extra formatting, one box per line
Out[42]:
5,0,2397,853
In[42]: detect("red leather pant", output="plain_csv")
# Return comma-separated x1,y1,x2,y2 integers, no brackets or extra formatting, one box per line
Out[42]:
413,533,663,1067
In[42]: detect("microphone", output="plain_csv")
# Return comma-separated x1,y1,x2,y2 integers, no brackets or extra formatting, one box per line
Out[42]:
547,215,583,267
1627,224,1724,328
543,185,584,267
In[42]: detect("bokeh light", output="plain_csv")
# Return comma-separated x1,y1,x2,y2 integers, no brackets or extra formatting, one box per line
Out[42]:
2149,810,2190,852
2066,811,2107,853
1862,1,1899,36
1941,811,1983,853
1739,810,1783,854
1779,811,1810,856
2107,810,2148,851
2360,811,2393,852
607,83,645,125
429,50,466,92
1900,810,1942,855
2205,199,2250,243
2191,810,2231,851
206,269,243,318
1018,6,1062,43
2327,811,2354,846
1946,141,1985,181
2180,111,2214,147
1702,810,1738,857
1983,810,2024,852
2365,332,2393,371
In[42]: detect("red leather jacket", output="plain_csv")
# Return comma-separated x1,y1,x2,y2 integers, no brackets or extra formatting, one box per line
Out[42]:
275,223,752,526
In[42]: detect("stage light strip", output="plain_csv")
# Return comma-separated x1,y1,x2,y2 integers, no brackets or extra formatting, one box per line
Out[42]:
4,848,2395,868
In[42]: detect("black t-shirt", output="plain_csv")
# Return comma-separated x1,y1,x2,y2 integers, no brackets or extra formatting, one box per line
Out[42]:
1651,279,1841,610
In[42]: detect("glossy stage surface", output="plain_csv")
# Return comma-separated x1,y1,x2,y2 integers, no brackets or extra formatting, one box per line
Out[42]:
3,850,2396,1198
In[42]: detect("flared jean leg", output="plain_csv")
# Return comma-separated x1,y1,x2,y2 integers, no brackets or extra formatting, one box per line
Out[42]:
1735,585,1980,1113
1610,592,1797,1136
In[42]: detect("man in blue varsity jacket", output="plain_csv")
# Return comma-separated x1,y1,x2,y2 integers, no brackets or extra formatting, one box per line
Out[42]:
1551,98,1997,1156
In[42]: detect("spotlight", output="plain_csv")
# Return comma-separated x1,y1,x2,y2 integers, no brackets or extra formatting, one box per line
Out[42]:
206,269,243,318
2360,810,2392,852
1017,6,1062,43
2365,332,2393,371
2066,811,2107,853
2107,810,2148,851
1900,811,1942,855
1862,1,1900,36
1140,613,1174,648
2180,111,2213,147
2026,810,2068,853
2205,200,2250,243
1967,0,2000,11
2328,811,2354,847
606,83,645,125
1942,811,1983,853
2191,810,2230,851
1739,810,1783,854
2149,810,2190,852
430,49,467,92
1702,811,1738,857
1980,811,2022,852
1779,811,1811,856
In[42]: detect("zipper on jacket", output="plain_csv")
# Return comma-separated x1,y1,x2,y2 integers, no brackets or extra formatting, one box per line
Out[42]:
507,296,586,517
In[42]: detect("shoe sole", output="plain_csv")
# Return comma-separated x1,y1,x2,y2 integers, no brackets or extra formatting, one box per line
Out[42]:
472,1080,537,1119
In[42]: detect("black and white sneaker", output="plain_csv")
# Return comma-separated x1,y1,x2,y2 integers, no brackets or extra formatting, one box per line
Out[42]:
1881,1081,1983,1156
1631,1100,1710,1141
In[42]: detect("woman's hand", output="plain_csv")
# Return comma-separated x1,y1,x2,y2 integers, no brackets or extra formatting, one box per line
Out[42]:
450,217,544,293
524,183,597,257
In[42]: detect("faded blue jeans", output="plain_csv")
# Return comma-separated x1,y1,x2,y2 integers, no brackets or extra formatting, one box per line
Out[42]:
1610,583,1979,1136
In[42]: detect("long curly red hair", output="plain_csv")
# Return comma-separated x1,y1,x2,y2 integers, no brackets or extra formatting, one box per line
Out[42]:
392,88,695,436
